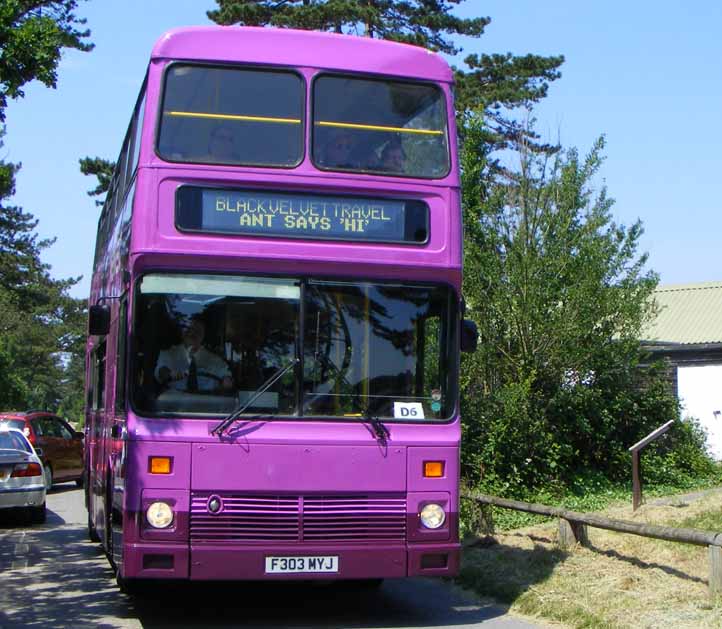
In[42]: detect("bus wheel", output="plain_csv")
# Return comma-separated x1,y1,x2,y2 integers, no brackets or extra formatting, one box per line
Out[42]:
116,575,145,596
105,480,115,567
87,509,100,542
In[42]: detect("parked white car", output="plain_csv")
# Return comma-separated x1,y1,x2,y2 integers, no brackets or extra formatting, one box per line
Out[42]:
0,427,46,523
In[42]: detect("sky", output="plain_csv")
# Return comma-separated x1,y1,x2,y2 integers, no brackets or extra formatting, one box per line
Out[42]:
5,0,722,299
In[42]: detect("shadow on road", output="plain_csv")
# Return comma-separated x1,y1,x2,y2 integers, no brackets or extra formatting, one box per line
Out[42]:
458,540,567,605
0,524,137,629
131,578,510,628
0,518,514,628
1,488,526,629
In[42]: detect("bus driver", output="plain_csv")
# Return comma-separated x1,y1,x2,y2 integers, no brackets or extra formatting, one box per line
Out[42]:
155,318,233,394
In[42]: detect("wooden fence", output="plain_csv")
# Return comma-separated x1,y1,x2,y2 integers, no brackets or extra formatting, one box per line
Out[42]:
463,492,722,595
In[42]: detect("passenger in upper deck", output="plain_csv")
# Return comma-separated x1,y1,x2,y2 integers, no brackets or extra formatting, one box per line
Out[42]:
319,129,358,169
380,139,406,174
155,318,233,394
205,125,240,163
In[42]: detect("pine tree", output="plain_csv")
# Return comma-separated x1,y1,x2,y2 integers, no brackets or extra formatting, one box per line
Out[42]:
207,1,564,152
0,1,93,121
0,150,85,410
0,2,93,409
79,156,115,205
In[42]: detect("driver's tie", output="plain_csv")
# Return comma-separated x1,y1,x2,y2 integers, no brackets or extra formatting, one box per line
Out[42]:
188,354,198,393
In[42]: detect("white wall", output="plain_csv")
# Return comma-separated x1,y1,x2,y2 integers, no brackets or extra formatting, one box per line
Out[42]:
678,364,722,459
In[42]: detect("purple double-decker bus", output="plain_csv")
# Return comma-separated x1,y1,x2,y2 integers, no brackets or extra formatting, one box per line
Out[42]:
85,26,475,592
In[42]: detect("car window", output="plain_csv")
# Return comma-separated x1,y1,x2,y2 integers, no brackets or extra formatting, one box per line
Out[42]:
55,419,74,440
31,418,44,436
41,417,62,438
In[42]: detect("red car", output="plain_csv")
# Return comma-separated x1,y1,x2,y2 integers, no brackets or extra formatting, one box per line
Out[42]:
0,411,84,490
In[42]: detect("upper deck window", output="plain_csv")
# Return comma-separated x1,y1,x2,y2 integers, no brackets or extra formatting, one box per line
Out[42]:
157,64,304,168
312,75,450,178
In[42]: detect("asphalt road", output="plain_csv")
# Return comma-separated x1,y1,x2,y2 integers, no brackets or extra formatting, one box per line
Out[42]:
0,486,543,629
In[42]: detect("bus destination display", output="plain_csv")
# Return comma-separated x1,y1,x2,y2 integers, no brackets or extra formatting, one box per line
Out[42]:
176,187,428,244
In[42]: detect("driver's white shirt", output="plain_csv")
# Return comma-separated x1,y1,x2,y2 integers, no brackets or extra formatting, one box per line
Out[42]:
155,344,231,392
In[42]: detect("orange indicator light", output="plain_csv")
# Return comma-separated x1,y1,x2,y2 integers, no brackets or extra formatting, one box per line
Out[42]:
424,461,444,478
149,456,172,475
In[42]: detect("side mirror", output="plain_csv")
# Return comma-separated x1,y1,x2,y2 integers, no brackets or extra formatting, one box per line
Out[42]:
460,319,478,353
88,304,110,336
35,447,44,458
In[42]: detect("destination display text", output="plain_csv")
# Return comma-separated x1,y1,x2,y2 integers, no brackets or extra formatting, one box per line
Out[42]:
175,187,428,244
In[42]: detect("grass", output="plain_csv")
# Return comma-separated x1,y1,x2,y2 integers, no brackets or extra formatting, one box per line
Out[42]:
458,486,722,628
462,473,722,534
678,506,722,532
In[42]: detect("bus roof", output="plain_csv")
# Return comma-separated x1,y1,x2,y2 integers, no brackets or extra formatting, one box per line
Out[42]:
151,26,454,83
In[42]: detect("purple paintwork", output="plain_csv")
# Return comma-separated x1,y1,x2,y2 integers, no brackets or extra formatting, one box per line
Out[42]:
151,27,454,83
191,443,406,492
88,26,463,584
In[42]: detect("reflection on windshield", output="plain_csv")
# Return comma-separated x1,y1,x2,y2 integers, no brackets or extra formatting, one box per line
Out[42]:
133,275,299,416
313,76,449,178
304,282,450,419
132,274,454,420
157,65,304,167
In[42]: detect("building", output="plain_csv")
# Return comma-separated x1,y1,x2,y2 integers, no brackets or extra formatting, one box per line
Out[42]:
641,281,722,458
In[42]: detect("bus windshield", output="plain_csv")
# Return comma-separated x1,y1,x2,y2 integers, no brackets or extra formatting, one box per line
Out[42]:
132,273,454,420
157,64,304,167
313,75,449,178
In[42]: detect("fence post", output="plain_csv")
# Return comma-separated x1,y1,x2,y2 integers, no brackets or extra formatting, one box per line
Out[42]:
710,545,722,595
558,518,588,550
628,420,675,512
632,450,642,511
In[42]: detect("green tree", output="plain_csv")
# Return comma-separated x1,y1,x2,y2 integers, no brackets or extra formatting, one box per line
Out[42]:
0,1,93,121
459,116,696,492
207,1,564,152
0,147,86,410
0,2,93,410
79,156,115,205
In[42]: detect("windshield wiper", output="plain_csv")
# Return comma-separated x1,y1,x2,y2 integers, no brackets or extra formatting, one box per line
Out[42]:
343,397,390,446
317,357,390,445
211,357,299,437
363,405,390,445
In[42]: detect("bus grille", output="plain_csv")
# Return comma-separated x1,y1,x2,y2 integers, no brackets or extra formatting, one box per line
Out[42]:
190,494,407,543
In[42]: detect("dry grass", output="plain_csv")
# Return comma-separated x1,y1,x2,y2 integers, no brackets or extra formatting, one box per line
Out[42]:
459,490,722,628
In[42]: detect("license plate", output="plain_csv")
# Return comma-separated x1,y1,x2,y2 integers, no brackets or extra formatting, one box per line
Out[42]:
265,555,339,574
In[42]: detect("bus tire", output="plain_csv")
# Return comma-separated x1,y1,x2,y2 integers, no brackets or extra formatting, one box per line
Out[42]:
116,575,145,596
88,510,100,543
105,477,115,567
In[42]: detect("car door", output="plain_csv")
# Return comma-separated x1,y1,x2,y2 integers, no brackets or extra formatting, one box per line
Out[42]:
56,417,83,479
30,417,52,468
40,416,68,480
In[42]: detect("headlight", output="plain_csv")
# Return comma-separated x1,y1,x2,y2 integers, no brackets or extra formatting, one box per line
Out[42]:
146,501,174,529
419,503,446,529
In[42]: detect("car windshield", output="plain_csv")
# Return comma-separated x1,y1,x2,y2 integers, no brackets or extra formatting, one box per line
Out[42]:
0,431,30,452
132,274,455,420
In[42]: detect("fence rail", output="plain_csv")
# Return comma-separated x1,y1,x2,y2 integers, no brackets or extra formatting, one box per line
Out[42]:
463,491,722,595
